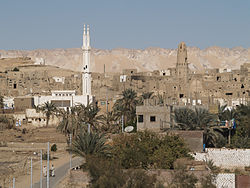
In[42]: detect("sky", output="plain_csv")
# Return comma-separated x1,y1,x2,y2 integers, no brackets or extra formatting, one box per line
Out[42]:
0,0,250,50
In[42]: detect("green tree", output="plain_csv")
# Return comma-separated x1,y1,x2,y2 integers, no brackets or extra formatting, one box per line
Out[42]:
231,104,250,148
113,89,138,127
173,107,196,130
100,110,120,133
200,174,216,188
57,106,80,137
77,103,102,132
111,131,190,169
39,102,57,127
57,108,70,136
138,91,154,105
86,156,157,188
174,107,224,147
125,169,157,188
71,130,110,158
87,156,126,188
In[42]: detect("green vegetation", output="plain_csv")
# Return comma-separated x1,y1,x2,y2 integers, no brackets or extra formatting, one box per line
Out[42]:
12,67,19,71
38,102,57,127
71,131,110,158
113,88,138,128
86,156,157,188
230,104,250,148
0,115,14,130
173,107,224,147
111,131,190,169
200,174,216,188
51,144,57,152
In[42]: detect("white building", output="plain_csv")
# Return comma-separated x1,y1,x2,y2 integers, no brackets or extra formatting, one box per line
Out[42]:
34,25,93,108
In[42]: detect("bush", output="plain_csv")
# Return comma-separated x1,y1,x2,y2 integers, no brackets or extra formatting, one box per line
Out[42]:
86,155,157,188
111,131,190,169
51,144,57,152
168,166,198,188
0,115,14,130
13,67,19,71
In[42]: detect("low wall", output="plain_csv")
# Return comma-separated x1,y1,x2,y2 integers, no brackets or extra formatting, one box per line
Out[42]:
192,148,250,169
3,142,67,151
215,173,235,188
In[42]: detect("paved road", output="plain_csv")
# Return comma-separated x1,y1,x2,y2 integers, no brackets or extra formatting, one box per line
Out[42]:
33,157,83,188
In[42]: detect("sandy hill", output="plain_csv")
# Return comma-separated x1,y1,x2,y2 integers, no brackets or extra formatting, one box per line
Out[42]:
0,46,249,73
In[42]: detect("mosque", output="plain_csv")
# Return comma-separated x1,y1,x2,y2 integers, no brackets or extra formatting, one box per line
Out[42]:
33,24,93,108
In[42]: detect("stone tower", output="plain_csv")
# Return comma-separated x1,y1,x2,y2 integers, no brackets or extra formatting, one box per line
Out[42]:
82,24,91,96
176,42,189,82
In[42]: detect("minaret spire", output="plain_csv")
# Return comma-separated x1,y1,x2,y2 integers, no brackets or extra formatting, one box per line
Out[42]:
82,24,91,96
87,25,90,48
82,24,86,49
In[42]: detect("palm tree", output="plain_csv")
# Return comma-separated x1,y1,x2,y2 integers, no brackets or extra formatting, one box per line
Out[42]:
173,107,224,147
77,103,102,132
113,88,138,127
173,107,196,130
39,102,57,127
193,107,216,129
71,130,110,158
57,108,70,136
138,91,154,105
100,110,120,133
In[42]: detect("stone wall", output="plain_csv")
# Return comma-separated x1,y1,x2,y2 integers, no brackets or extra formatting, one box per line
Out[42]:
192,148,250,169
215,173,235,188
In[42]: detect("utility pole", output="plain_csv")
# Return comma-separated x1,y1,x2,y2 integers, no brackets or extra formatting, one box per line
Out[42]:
47,142,49,188
88,124,90,134
40,150,42,188
70,134,72,170
30,158,33,188
121,115,124,133
106,86,108,114
13,177,15,188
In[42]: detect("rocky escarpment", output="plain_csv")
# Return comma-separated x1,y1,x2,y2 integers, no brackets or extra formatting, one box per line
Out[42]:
0,46,249,73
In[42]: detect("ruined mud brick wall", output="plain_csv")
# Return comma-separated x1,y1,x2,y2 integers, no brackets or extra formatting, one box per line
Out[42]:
0,65,82,97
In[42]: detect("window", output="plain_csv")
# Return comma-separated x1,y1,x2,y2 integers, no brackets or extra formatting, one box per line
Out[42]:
138,115,143,123
150,116,156,122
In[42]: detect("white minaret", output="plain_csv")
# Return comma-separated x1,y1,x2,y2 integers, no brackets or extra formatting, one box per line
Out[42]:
82,24,91,96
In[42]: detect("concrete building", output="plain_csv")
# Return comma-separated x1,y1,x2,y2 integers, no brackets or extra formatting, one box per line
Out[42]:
136,100,172,132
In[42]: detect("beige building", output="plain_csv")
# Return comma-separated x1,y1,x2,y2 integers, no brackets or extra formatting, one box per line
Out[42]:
136,101,172,132
1,42,249,109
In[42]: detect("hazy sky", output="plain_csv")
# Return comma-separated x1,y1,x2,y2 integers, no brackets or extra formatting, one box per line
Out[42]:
0,0,249,50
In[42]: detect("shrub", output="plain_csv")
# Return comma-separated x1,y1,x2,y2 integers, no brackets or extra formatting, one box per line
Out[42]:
86,155,157,188
111,131,190,169
168,166,198,188
13,67,19,71
51,144,57,152
200,174,216,188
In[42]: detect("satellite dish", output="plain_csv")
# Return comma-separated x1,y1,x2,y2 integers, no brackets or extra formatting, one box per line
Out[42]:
124,126,134,133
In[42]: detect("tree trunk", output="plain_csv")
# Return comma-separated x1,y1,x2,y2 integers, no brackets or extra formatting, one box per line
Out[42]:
46,115,50,127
